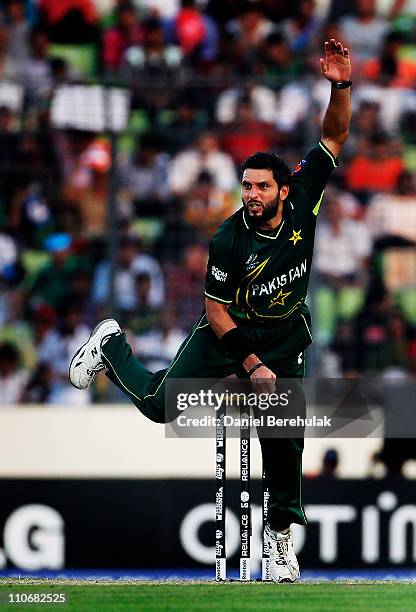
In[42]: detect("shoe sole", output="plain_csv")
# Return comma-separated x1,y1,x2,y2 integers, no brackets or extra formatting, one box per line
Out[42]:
69,319,116,390
278,575,299,583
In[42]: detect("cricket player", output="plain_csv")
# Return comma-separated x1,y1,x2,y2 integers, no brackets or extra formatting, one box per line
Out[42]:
70,39,351,582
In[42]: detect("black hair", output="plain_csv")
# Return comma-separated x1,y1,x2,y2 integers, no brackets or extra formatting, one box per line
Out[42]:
0,342,19,364
117,1,135,16
265,32,287,47
240,152,291,187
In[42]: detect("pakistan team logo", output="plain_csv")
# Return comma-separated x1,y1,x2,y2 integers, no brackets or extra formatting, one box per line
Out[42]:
289,229,302,246
269,289,292,308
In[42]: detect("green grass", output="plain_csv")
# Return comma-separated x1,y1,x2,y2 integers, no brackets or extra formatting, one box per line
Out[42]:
0,581,415,611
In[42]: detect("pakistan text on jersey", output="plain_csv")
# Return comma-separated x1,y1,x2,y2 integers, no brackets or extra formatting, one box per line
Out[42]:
251,259,307,297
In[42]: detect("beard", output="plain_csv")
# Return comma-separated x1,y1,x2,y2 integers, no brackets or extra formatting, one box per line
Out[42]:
243,194,280,227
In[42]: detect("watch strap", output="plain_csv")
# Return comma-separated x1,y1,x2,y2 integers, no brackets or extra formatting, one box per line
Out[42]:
331,80,352,89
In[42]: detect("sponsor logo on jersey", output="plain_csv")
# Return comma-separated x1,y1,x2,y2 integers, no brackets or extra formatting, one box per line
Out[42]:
212,266,228,282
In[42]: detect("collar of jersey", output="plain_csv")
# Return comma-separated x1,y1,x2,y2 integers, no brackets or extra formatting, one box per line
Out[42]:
243,207,290,240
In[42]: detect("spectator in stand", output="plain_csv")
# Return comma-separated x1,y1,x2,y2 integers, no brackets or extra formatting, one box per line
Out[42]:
205,0,246,25
8,177,54,249
123,271,160,334
20,26,52,100
37,0,99,43
361,30,416,88
118,132,170,217
315,195,371,288
221,97,278,165
167,0,219,65
346,100,384,157
138,0,180,20
26,233,87,311
37,303,92,404
56,130,96,191
168,131,238,196
0,104,17,133
345,132,404,198
0,342,28,404
329,320,360,376
62,139,111,236
102,1,143,73
3,0,30,64
164,242,207,330
216,79,278,125
353,308,414,375
0,105,19,193
161,92,208,154
120,17,187,113
133,307,186,371
0,288,35,369
225,2,274,69
314,193,371,343
367,169,416,247
21,362,53,403
376,0,416,21
30,303,57,364
261,0,296,22
353,285,394,373
352,51,416,136
338,0,389,64
50,56,73,87
0,230,17,282
314,449,339,480
0,21,21,80
256,32,305,86
383,311,416,371
326,0,352,22
153,202,196,263
183,170,236,240
206,0,293,27
91,236,164,318
281,0,323,57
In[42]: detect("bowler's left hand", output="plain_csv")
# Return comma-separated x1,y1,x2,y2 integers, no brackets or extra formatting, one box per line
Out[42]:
320,38,351,82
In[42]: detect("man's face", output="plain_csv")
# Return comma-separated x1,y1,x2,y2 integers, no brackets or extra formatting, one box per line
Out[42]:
357,0,375,18
242,168,285,224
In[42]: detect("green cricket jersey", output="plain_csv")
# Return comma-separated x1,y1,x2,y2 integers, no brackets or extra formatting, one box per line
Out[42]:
204,141,338,325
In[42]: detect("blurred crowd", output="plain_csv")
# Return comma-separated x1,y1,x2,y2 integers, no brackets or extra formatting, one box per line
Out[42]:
1,0,416,406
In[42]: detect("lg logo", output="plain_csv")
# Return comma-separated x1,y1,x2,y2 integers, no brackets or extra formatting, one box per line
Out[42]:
0,505,64,570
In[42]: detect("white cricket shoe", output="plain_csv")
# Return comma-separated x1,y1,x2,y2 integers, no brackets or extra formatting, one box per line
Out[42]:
69,319,121,390
264,524,300,583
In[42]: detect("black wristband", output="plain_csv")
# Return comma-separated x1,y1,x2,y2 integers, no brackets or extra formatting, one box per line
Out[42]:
219,328,254,364
247,362,264,377
331,80,352,89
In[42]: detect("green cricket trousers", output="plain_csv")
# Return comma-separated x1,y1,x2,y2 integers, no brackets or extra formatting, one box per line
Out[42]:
102,308,313,530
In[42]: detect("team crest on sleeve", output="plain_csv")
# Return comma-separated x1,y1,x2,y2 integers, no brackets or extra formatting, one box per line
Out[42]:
292,159,308,174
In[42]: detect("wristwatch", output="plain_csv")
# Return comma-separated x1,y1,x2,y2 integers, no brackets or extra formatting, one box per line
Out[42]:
332,80,352,89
